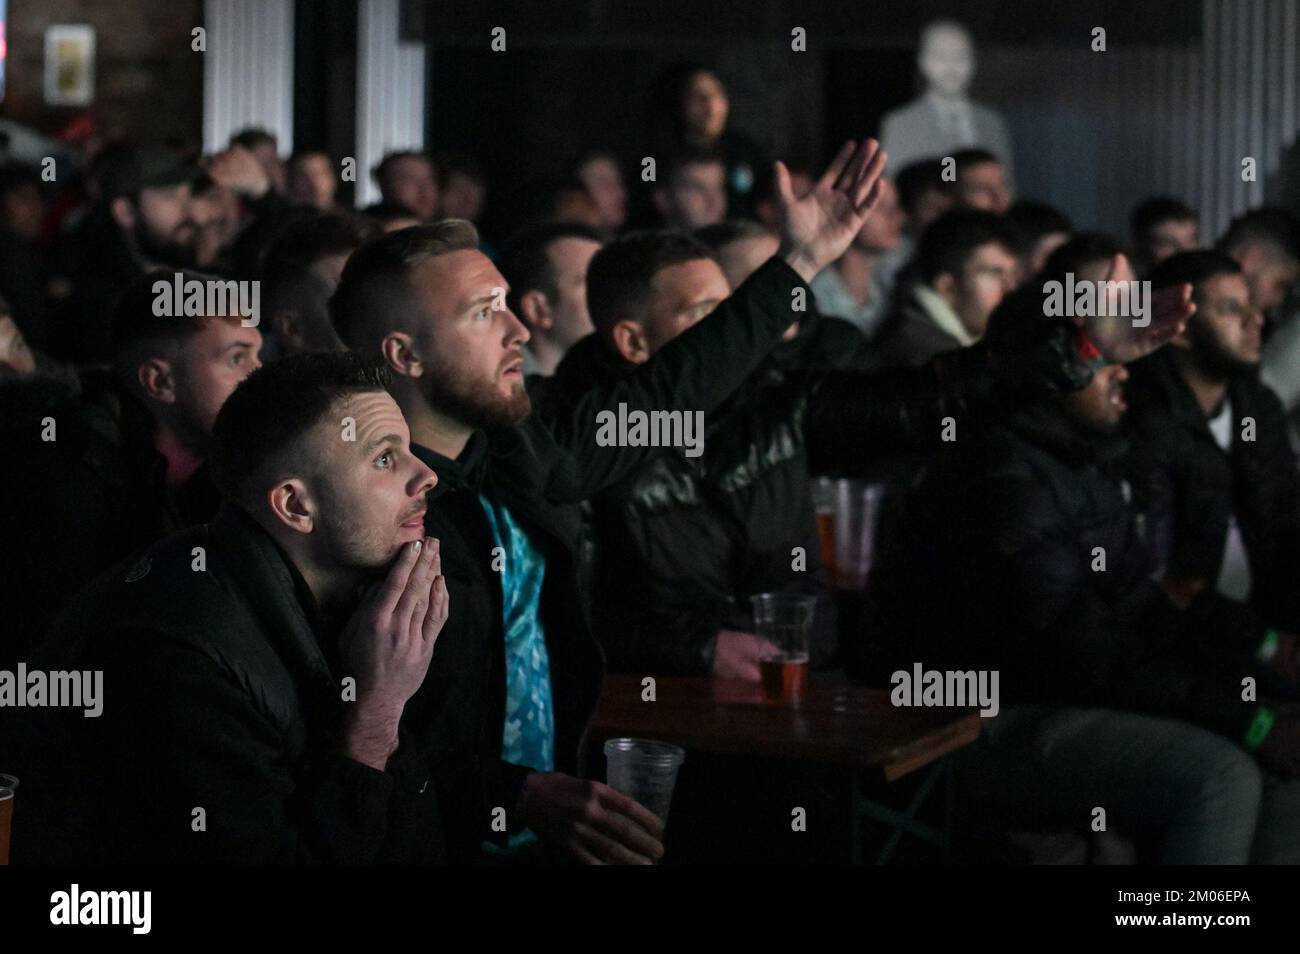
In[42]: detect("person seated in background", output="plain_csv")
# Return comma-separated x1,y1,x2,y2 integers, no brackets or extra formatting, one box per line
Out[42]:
952,147,1012,214
1130,196,1199,276
809,176,905,340
434,152,488,225
543,146,1183,685
496,222,604,377
287,149,339,210
653,148,728,230
1216,207,1300,317
574,151,628,239
872,208,1018,368
695,219,779,290
54,145,199,363
230,127,287,197
261,210,375,359
8,353,452,864
1004,199,1072,280
1127,251,1300,677
873,284,1300,863
0,271,261,666
367,151,439,222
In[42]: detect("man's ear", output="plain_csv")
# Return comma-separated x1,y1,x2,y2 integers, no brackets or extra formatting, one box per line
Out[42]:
933,272,959,306
518,289,552,332
381,330,422,378
610,319,650,364
137,357,177,404
266,477,315,535
109,197,137,231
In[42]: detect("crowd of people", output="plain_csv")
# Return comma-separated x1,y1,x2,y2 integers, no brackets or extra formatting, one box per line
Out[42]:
4,61,1300,865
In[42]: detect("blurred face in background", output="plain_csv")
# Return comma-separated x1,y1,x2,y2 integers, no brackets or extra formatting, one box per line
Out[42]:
682,71,729,143
250,141,287,195
656,160,727,230
188,184,241,269
957,160,1011,214
116,183,198,268
1232,243,1300,316
919,23,976,98
1178,271,1264,377
577,156,627,235
854,178,903,253
381,155,439,221
1141,217,1198,269
289,153,338,210
440,172,487,224
1,182,46,242
934,240,1018,338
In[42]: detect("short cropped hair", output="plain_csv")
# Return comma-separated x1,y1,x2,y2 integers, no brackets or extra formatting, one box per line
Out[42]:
913,209,1015,285
1216,207,1300,262
209,351,391,506
329,218,480,349
693,220,774,254
1037,232,1125,285
585,230,715,333
895,159,954,217
497,222,603,315
1130,196,1197,243
110,269,220,387
1005,200,1072,252
1146,249,1242,294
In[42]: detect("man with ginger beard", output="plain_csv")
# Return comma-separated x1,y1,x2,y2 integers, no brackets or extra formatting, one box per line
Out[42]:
330,140,894,862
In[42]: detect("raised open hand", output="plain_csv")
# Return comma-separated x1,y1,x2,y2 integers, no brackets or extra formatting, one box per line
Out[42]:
777,138,888,283
1084,253,1195,363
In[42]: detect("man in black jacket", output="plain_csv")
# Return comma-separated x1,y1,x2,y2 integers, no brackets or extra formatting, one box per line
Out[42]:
536,222,1192,682
329,139,895,862
0,271,261,668
10,353,454,863
875,323,1300,861
1127,251,1300,670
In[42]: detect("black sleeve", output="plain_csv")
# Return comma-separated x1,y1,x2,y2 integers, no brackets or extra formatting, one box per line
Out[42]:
1252,390,1300,631
989,472,1256,739
536,257,806,499
85,636,438,863
804,310,1095,475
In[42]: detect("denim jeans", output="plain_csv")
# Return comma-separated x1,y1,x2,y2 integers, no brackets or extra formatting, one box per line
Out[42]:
952,706,1262,864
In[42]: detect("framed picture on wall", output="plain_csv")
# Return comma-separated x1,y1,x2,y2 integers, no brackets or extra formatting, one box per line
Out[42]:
44,24,95,106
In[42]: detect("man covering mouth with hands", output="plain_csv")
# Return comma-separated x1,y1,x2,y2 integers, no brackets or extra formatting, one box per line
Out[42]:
8,353,458,864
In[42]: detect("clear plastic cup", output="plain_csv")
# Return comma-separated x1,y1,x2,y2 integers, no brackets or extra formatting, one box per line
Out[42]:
833,480,885,590
603,738,685,823
750,593,815,705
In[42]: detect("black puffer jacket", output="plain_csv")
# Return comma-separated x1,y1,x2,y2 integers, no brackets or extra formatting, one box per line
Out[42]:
0,367,219,668
873,404,1263,739
1126,349,1300,632
541,303,1055,676
8,504,447,864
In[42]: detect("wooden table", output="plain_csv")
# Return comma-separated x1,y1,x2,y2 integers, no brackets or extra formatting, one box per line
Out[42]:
586,674,983,862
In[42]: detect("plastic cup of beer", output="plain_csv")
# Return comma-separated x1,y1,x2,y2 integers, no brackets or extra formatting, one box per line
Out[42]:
604,738,686,824
832,480,885,590
0,775,17,866
813,477,836,575
750,593,815,706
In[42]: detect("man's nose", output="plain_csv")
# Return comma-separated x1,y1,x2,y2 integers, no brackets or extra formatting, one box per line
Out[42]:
413,461,438,496
504,307,530,345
